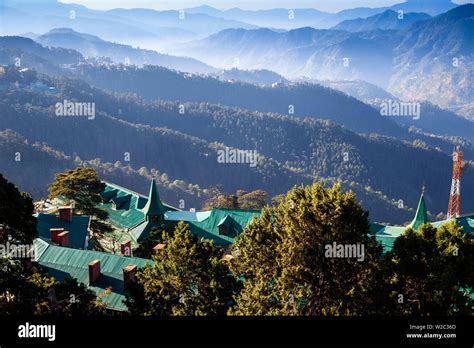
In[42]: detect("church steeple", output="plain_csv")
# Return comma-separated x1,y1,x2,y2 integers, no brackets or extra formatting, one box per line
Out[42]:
141,178,166,222
408,186,428,231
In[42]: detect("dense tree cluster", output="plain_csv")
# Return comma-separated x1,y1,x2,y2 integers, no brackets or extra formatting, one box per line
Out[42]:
381,222,474,315
126,182,473,316
0,173,37,244
125,222,239,316
0,258,106,315
229,182,383,315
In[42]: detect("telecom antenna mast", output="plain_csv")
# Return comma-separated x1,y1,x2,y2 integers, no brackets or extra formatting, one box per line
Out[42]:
447,146,463,219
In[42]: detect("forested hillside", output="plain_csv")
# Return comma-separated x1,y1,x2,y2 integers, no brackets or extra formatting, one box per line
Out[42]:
2,68,473,222
0,129,206,208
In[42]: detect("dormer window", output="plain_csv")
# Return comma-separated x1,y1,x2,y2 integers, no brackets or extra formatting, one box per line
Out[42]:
217,215,234,236
219,224,229,235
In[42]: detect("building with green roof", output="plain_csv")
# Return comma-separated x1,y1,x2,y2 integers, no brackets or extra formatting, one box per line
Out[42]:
35,211,91,250
165,208,260,246
33,238,153,311
370,189,474,252
99,179,261,246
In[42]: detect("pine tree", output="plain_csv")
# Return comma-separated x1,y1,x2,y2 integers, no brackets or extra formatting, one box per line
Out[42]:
0,173,37,244
0,259,106,315
48,167,107,220
230,182,383,315
381,222,474,315
125,222,238,315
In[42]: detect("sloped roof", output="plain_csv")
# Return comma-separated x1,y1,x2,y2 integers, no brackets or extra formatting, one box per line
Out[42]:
371,205,474,253
35,213,90,249
217,215,234,228
99,181,261,244
33,239,153,312
141,178,167,217
372,225,407,253
408,192,428,231
432,214,474,233
165,211,212,222
128,221,157,242
182,208,260,246
100,181,176,231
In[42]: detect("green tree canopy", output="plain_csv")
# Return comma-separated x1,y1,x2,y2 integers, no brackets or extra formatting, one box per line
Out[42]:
381,221,474,315
133,223,176,259
229,182,383,315
0,258,106,315
125,221,239,315
48,167,107,220
0,173,37,244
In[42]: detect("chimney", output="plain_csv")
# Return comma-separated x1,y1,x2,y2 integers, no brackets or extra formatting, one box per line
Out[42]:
50,228,65,243
88,259,101,284
153,243,166,254
59,207,73,222
123,264,137,289
121,240,132,257
58,231,69,247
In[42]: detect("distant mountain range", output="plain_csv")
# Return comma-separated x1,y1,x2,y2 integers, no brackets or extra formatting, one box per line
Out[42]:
0,0,460,50
2,34,472,145
176,5,474,119
185,0,457,29
1,0,257,51
388,4,474,119
34,28,217,74
332,10,431,32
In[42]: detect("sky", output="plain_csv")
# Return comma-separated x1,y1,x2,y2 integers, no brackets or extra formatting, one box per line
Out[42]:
59,0,472,12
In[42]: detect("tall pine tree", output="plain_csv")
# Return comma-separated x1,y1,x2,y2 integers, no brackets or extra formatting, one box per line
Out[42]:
125,222,239,315
381,222,474,315
229,182,383,315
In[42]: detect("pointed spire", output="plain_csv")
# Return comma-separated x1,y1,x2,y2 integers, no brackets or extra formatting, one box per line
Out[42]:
141,178,166,220
409,187,428,231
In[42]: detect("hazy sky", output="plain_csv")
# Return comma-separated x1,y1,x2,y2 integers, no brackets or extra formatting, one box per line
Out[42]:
60,0,473,12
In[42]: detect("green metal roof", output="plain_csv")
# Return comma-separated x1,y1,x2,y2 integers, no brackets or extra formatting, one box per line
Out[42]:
33,238,153,312
141,178,167,218
408,192,428,231
100,184,146,230
369,222,385,235
164,211,212,222
99,181,259,244
99,181,176,233
432,214,474,233
373,226,407,253
371,197,474,253
128,221,159,242
181,209,260,246
35,213,90,249
217,215,234,228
